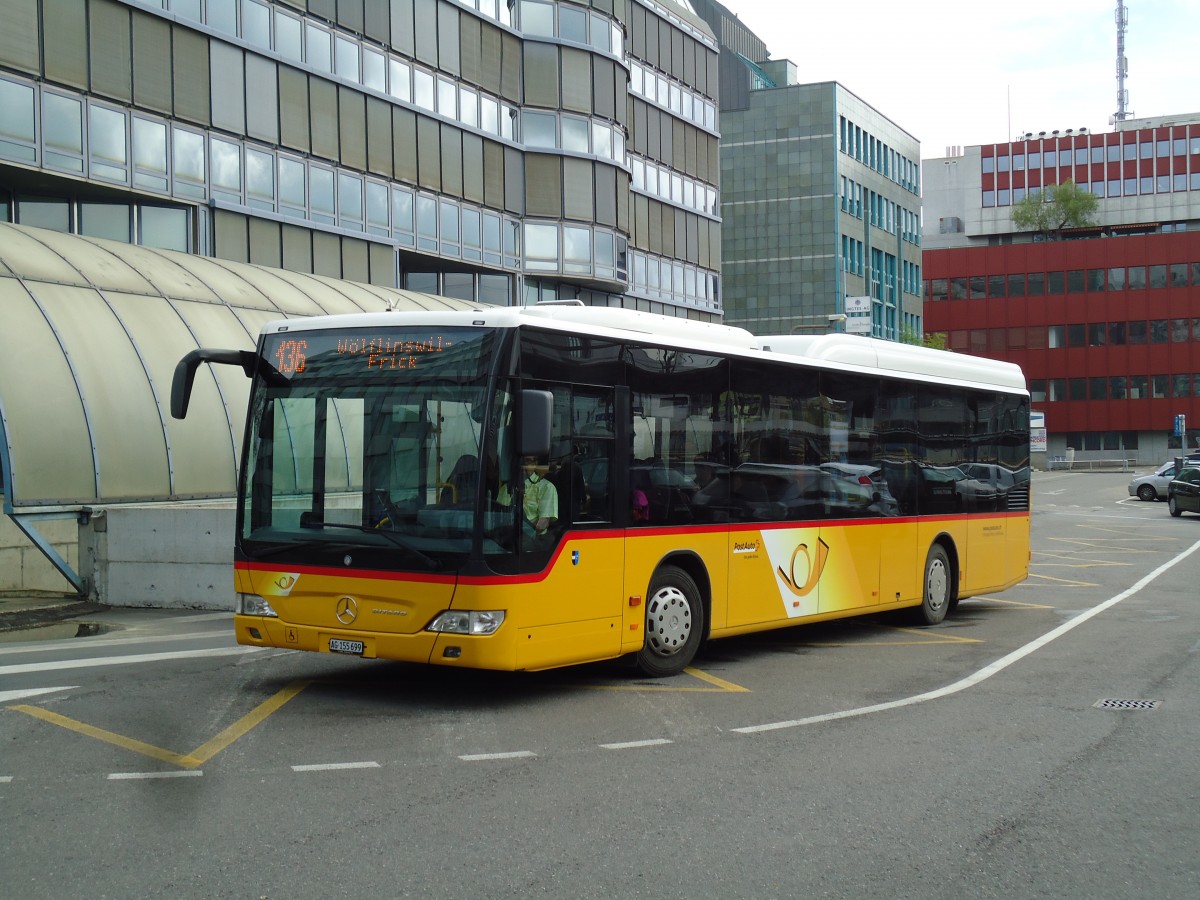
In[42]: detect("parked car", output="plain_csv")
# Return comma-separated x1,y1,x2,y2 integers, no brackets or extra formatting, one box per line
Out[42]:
692,463,879,523
919,464,998,512
959,463,1031,511
1128,461,1180,501
1167,466,1200,517
819,462,901,516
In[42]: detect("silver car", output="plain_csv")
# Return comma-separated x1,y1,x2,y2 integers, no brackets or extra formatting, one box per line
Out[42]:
1129,461,1184,501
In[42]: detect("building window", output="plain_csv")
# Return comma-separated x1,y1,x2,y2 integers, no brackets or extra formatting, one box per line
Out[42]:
18,197,71,232
132,116,168,192
172,127,205,199
79,202,130,242
246,147,275,210
139,205,189,252
0,78,37,164
310,166,335,224
279,156,305,215
44,92,84,173
210,137,242,202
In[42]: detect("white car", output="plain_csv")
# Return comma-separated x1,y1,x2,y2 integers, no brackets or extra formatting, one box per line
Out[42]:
1128,460,1199,501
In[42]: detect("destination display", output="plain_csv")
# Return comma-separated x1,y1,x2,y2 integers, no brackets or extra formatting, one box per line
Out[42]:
263,330,470,379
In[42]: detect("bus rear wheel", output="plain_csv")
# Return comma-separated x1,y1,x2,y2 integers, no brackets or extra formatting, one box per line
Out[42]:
636,565,704,677
916,544,953,626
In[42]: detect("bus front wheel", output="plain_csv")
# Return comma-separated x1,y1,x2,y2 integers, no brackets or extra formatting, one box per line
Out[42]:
917,544,953,626
637,566,704,677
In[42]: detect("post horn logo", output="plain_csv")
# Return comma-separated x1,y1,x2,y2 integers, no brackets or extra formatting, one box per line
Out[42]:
777,538,830,597
335,596,358,625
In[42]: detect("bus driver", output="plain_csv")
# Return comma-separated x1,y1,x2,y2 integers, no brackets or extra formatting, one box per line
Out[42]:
499,454,559,536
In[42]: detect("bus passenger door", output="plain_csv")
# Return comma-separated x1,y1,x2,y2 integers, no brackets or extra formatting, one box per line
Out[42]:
818,523,882,614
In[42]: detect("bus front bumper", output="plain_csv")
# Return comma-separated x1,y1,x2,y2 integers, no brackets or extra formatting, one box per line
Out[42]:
234,614,518,670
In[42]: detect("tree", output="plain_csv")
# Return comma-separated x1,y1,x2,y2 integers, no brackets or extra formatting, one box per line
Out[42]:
900,327,948,350
1010,179,1099,240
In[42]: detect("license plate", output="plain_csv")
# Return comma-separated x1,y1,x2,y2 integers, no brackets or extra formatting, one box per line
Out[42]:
329,638,364,655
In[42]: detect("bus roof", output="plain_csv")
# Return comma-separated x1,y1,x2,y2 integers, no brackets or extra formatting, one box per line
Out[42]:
261,303,1027,394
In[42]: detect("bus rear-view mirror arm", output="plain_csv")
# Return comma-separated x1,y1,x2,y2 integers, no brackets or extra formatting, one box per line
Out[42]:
171,348,258,419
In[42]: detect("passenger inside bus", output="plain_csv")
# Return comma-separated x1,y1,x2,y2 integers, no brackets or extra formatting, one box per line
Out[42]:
547,441,589,522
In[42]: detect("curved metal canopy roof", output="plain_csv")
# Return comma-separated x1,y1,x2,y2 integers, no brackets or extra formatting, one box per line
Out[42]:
0,223,484,512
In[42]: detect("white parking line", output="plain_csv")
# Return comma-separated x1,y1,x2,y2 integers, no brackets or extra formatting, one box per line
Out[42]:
0,631,239,657
107,771,204,780
291,762,381,772
0,776,13,783
0,646,262,676
458,751,536,761
600,739,672,750
0,686,78,702
734,536,1200,734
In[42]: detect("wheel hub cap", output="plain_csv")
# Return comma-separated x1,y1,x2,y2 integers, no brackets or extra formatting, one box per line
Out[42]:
646,586,691,658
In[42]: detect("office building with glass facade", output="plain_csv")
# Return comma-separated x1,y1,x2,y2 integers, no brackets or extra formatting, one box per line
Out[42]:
0,0,722,317
689,0,922,340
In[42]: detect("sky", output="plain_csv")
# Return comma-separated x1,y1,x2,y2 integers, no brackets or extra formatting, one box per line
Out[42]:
725,0,1200,157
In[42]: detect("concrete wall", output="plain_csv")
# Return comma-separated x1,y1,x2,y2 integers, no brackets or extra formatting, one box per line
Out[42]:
82,506,235,610
0,513,78,594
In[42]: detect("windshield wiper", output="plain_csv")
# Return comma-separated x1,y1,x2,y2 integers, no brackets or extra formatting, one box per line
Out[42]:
300,519,441,569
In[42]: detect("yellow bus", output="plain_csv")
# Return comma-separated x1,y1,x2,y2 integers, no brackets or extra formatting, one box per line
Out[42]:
172,303,1030,677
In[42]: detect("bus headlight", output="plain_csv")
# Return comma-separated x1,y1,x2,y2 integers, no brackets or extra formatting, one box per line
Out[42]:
426,610,506,635
237,593,278,617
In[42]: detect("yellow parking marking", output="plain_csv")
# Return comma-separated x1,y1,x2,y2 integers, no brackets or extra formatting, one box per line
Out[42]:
682,666,751,692
10,706,194,767
8,680,310,769
791,622,983,648
588,665,750,693
969,595,1056,609
1027,572,1100,588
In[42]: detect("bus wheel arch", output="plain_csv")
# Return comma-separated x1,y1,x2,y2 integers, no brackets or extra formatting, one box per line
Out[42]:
916,537,958,625
636,555,709,677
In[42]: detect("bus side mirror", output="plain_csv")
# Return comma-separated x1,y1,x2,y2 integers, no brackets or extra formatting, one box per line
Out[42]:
171,348,257,419
519,389,553,458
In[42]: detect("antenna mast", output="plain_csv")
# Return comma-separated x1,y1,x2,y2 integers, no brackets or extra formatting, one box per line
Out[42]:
1113,0,1132,122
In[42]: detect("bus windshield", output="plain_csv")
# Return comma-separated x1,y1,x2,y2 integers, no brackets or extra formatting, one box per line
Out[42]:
239,325,509,572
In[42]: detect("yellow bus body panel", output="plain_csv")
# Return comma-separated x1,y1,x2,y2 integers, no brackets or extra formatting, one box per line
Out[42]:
233,512,1030,671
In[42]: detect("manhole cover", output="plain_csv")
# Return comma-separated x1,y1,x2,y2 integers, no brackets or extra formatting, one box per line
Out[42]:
1093,698,1162,710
